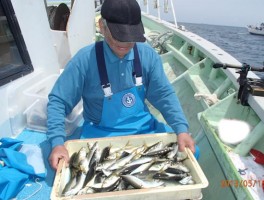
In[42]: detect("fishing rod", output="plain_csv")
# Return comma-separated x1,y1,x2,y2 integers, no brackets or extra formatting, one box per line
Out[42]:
213,63,264,72
213,62,264,106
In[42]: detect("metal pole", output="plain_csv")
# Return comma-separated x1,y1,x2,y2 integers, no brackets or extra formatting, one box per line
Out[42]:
157,0,161,20
146,0,149,14
170,0,178,27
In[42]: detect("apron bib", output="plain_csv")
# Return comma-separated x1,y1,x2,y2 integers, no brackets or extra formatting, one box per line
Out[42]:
81,42,172,138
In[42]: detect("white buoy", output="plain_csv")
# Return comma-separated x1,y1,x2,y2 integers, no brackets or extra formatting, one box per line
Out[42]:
218,119,250,145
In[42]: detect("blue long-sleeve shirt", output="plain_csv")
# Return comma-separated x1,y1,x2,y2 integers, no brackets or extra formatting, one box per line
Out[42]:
47,41,188,148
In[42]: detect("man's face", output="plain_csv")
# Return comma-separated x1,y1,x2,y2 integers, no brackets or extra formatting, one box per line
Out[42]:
100,19,135,58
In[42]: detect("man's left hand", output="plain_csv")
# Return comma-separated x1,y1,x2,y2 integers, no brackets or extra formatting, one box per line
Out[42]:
177,132,195,153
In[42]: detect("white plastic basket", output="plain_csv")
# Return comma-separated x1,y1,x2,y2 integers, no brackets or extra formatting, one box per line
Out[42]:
23,74,83,136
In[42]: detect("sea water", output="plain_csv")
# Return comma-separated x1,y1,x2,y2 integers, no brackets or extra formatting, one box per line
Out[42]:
180,22,264,78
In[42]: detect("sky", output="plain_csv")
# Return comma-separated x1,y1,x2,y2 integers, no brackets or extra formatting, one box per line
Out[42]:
47,0,263,27
140,0,263,27
174,0,263,27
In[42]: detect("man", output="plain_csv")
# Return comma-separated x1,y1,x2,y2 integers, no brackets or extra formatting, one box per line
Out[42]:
47,0,196,170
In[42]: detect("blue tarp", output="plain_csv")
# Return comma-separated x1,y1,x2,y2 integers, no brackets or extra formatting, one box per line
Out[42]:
0,137,46,200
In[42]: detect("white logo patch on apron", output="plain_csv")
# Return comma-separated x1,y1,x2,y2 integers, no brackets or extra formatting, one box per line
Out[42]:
122,93,136,107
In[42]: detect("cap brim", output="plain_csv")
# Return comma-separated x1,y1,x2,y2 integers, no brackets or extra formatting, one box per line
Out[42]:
107,21,146,42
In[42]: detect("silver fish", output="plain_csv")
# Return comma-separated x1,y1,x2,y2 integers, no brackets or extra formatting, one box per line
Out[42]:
121,174,165,189
91,174,121,192
64,172,86,196
62,148,87,194
134,170,158,181
61,169,77,195
130,161,155,175
83,160,97,188
153,172,188,181
126,157,154,167
119,164,143,175
148,160,170,171
142,147,173,157
86,142,98,166
71,147,87,170
98,145,111,163
108,142,135,159
165,167,186,174
77,175,96,195
143,141,163,154
176,151,188,162
179,176,193,185
166,143,178,159
107,152,136,171
96,159,116,171
169,162,190,173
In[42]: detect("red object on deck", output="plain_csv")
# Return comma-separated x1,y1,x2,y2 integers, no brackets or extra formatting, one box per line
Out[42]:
250,149,264,165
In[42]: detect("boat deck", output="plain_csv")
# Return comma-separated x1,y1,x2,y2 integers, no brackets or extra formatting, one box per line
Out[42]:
14,129,81,199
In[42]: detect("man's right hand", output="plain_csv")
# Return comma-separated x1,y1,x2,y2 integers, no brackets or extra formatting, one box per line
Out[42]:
49,145,70,170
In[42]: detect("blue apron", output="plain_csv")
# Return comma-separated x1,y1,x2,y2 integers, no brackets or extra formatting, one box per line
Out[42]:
81,42,173,139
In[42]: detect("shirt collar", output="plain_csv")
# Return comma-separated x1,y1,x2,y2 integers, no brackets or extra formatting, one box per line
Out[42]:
103,40,134,63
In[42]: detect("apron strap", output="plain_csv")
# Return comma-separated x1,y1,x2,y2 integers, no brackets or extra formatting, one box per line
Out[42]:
95,42,143,96
133,44,143,86
95,41,113,97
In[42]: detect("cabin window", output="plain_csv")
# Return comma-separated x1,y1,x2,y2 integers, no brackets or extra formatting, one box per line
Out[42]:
0,0,33,87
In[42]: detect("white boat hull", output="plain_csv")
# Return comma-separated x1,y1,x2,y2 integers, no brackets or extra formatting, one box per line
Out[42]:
248,26,264,36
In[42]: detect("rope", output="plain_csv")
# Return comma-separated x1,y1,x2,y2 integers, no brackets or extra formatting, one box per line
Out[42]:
19,178,43,200
194,93,219,106
147,30,173,54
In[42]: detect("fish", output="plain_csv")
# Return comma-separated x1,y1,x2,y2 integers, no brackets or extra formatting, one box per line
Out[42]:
179,176,193,185
119,151,130,159
90,178,121,193
165,167,186,174
86,142,98,167
94,171,106,184
62,153,79,194
62,148,87,195
118,163,143,175
166,142,178,159
126,156,154,167
143,141,163,154
64,171,87,196
64,152,93,196
77,175,96,195
107,141,134,159
115,179,130,191
133,170,159,181
142,147,173,157
61,168,77,195
96,159,116,171
169,162,190,173
130,161,155,175
175,151,188,162
121,174,165,189
62,139,194,196
83,160,97,187
148,160,171,171
98,145,111,163
71,147,87,170
153,172,188,181
91,174,121,193
107,151,136,171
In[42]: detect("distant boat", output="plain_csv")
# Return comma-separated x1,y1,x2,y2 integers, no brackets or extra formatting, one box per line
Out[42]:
247,23,264,35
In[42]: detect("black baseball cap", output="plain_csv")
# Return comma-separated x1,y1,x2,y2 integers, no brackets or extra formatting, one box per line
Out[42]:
101,0,146,42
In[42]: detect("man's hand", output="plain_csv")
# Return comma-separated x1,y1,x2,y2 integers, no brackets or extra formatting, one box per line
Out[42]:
177,132,195,153
49,145,70,170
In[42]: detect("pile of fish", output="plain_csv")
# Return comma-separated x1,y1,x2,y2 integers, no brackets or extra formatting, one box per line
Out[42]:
62,141,195,196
